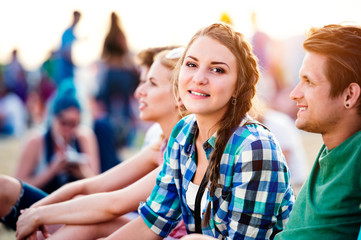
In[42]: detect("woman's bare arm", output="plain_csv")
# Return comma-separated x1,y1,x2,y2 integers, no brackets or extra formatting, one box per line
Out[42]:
104,217,162,240
16,166,161,239
32,142,160,208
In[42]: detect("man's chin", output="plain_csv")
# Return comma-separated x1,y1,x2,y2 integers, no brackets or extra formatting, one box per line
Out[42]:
295,119,307,131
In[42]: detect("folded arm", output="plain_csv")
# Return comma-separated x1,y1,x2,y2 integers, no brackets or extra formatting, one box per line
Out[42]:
16,166,161,239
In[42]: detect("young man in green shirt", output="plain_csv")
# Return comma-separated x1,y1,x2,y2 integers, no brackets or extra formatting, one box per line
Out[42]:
275,24,361,239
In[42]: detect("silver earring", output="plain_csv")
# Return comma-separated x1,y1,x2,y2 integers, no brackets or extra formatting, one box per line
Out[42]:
231,98,236,105
345,103,350,108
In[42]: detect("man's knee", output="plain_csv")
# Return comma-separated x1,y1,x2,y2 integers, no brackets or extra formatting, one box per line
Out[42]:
0,175,21,217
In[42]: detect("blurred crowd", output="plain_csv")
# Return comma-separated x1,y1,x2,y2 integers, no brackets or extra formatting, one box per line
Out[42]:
0,11,308,193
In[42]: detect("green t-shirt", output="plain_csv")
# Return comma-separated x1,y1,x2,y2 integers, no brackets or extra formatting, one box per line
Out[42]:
275,130,361,240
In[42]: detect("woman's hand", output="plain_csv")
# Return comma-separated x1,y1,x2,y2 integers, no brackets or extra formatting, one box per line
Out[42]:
16,208,50,240
65,161,87,178
49,151,68,174
20,226,50,240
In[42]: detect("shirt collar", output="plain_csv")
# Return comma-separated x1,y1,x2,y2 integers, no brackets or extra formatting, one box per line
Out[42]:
178,114,252,157
179,115,198,155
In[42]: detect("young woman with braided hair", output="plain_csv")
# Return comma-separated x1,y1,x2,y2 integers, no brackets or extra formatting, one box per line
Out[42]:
104,23,294,240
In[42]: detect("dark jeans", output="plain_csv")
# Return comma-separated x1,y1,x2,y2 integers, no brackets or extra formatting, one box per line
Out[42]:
1,180,47,230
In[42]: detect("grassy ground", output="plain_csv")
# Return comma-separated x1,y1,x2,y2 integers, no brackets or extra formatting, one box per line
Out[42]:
0,131,323,239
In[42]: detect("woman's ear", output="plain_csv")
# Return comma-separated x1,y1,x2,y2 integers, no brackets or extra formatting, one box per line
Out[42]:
176,97,189,117
176,97,183,109
344,82,360,108
232,89,238,99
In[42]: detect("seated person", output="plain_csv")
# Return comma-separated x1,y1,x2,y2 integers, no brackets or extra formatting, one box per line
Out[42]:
14,80,100,193
0,81,28,138
85,23,294,240
275,24,361,240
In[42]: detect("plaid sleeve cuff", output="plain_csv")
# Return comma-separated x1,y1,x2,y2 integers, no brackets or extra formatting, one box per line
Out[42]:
139,201,180,238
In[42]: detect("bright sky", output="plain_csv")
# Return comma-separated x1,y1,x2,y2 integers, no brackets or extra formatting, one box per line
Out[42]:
1,0,360,70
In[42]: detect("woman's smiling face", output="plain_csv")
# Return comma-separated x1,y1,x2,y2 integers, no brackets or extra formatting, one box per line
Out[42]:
178,36,238,121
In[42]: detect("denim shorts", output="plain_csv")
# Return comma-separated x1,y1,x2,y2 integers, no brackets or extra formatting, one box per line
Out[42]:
1,180,47,230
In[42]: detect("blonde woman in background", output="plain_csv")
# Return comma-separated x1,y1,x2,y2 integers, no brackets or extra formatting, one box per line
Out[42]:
15,48,188,240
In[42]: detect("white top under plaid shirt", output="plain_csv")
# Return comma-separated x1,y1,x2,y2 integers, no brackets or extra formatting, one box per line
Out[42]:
139,114,294,239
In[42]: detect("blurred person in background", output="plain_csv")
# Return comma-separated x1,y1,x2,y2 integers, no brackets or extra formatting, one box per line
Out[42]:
90,63,123,174
95,11,140,151
54,10,81,84
14,79,99,194
90,94,121,173
275,24,361,240
2,49,28,104
90,12,141,172
0,67,28,138
26,50,58,127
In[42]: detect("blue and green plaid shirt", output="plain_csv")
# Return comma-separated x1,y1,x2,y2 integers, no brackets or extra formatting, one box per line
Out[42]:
139,114,294,239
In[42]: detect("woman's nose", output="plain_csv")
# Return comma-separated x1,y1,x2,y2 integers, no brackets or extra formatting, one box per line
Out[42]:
134,82,146,99
192,68,208,85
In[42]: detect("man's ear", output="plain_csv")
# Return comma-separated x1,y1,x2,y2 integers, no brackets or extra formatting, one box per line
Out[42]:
344,82,361,108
